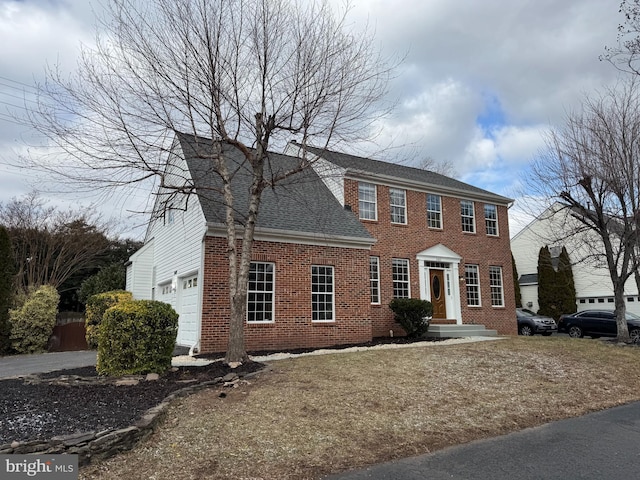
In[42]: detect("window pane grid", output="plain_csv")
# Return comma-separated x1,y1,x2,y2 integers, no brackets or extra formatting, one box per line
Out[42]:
358,182,377,220
489,266,504,307
247,262,275,323
484,204,498,236
461,200,475,233
427,194,442,228
370,257,380,304
392,258,410,298
465,264,480,306
312,266,334,322
390,188,407,224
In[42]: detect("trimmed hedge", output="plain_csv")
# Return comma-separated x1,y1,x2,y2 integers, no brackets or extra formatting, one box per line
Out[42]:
85,290,132,349
389,298,433,338
97,300,178,376
9,285,59,354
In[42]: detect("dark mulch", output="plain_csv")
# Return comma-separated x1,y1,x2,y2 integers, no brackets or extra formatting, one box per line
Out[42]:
0,361,263,445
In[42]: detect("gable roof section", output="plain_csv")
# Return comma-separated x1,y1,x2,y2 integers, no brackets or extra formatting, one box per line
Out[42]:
176,133,373,244
294,142,513,205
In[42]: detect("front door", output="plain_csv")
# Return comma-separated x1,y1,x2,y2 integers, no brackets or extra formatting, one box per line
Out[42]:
430,269,446,319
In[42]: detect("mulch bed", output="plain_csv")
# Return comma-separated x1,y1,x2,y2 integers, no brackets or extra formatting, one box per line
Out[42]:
0,361,263,445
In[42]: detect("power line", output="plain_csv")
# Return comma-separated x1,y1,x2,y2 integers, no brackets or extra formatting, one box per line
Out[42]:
0,75,38,93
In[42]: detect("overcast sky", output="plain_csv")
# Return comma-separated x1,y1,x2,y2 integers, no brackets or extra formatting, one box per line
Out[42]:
0,0,627,238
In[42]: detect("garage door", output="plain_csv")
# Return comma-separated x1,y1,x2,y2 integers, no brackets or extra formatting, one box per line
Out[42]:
176,274,199,346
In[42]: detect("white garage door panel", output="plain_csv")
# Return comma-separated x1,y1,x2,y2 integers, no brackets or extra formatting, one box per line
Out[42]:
177,274,199,346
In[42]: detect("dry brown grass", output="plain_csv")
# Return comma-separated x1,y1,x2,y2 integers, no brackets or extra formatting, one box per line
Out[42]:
80,337,640,480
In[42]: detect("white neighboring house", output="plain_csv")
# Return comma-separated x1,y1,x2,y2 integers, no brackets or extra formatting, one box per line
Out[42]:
511,204,640,316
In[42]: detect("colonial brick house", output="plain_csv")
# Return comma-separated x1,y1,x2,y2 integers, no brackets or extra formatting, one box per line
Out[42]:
126,133,516,354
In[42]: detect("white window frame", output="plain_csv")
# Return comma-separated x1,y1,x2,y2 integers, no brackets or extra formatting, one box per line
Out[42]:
460,200,476,233
247,262,275,323
484,204,499,236
389,188,407,224
465,264,481,307
427,194,442,229
312,265,335,322
489,266,504,307
370,256,380,304
358,182,378,221
392,258,410,298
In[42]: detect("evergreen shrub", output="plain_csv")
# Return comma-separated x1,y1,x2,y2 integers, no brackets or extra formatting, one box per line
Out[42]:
97,300,178,376
85,290,132,349
389,298,433,338
9,285,59,354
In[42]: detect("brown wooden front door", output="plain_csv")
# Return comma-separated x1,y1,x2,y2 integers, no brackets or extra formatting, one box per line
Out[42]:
430,269,446,319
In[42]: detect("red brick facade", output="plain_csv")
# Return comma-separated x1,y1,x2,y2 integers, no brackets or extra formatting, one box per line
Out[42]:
199,236,372,353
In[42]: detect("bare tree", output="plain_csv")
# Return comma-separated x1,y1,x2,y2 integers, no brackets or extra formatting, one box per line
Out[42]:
418,156,458,178
0,192,112,293
602,0,640,74
531,78,640,342
24,0,394,363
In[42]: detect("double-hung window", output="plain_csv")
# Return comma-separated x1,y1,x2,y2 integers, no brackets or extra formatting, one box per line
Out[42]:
489,266,504,307
247,262,275,323
390,188,407,224
312,265,334,322
460,200,476,233
465,264,481,306
358,182,377,220
392,258,410,298
370,257,380,304
484,204,499,236
427,194,442,229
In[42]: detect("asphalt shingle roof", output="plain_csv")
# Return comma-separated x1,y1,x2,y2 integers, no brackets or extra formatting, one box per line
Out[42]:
176,133,373,241
296,142,513,205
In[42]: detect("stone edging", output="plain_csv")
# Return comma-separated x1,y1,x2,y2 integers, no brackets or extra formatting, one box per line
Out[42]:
0,368,265,466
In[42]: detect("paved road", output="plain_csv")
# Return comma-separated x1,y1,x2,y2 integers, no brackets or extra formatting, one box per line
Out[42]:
325,401,640,480
0,350,97,378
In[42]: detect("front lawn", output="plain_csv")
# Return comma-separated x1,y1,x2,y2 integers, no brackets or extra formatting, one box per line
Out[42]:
80,337,640,479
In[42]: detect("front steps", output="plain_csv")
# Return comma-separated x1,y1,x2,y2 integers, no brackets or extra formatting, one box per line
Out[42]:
427,324,498,338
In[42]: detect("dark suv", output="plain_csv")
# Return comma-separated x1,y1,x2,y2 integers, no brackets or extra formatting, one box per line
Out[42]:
557,310,640,340
516,308,557,336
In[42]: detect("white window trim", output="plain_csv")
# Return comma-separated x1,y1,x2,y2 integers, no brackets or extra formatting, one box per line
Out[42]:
427,194,442,229
489,266,504,307
312,265,335,322
358,182,378,221
465,264,481,307
370,256,381,305
247,261,276,324
461,200,476,233
392,258,411,299
484,204,499,236
390,188,407,224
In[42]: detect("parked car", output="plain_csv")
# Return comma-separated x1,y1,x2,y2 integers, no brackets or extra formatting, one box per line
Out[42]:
516,308,557,336
557,310,640,340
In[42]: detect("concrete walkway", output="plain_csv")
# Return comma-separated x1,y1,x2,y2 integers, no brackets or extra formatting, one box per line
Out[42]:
325,401,640,480
0,350,98,378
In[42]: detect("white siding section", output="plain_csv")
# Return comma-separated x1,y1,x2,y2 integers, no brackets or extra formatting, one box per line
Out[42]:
126,239,155,300
511,204,639,314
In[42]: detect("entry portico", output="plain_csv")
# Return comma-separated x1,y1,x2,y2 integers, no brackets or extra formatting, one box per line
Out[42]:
417,244,463,324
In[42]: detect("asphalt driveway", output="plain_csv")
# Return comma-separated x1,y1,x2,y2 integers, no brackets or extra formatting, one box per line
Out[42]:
0,350,97,378
325,401,640,480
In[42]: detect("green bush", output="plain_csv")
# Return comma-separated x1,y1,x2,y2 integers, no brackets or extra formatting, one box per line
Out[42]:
97,300,178,376
9,285,59,354
78,263,126,304
0,225,14,355
389,298,433,338
85,290,132,349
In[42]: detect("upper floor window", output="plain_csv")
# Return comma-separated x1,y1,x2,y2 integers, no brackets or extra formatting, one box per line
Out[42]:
392,258,410,298
465,264,481,306
489,266,504,307
312,265,334,322
460,200,475,233
484,204,498,236
247,262,275,323
358,182,377,220
427,194,442,229
389,188,407,224
370,256,380,304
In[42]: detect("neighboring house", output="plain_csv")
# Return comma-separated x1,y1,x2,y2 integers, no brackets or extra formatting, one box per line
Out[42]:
127,133,516,354
511,204,640,316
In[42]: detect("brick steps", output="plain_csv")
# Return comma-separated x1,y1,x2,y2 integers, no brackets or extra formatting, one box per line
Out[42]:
427,324,498,338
